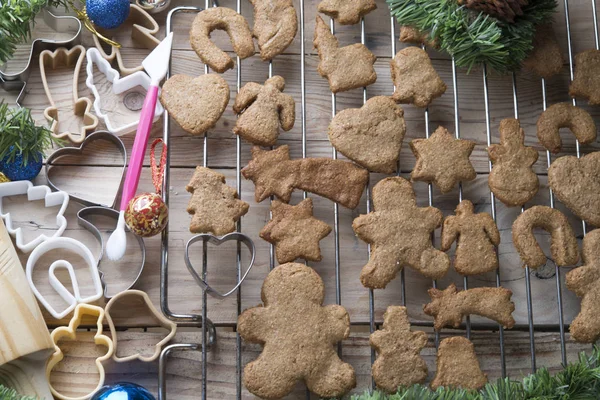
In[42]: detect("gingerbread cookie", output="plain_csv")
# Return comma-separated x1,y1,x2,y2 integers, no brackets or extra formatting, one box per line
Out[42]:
523,24,563,79
570,49,600,105
260,198,332,264
185,167,249,235
410,126,476,193
512,206,579,269
190,7,255,73
159,74,229,136
370,306,428,392
442,200,500,276
399,26,431,45
353,177,450,289
317,0,376,25
328,96,406,173
431,337,487,390
238,263,356,399
548,152,600,227
566,229,600,343
233,76,295,146
537,103,596,154
250,0,297,60
488,118,539,207
314,15,377,93
391,46,446,107
424,283,515,330
242,145,369,209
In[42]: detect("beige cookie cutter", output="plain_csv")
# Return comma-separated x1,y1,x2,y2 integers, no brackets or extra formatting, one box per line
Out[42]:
46,304,114,400
92,4,160,76
39,45,99,144
105,290,177,362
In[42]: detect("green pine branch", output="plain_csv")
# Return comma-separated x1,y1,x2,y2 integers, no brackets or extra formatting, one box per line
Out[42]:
387,0,557,73
0,385,37,400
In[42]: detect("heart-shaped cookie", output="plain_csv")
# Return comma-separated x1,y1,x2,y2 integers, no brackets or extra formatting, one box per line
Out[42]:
328,96,406,173
548,152,600,227
160,74,230,136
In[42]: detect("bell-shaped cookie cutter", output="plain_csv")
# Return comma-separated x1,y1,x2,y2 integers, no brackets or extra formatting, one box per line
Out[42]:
85,48,164,135
184,232,256,299
26,237,103,320
46,304,114,400
0,180,69,253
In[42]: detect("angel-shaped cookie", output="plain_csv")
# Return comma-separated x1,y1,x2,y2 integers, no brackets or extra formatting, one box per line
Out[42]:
353,177,449,289
233,76,295,146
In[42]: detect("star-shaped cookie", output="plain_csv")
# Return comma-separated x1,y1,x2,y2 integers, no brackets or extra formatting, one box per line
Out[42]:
260,198,332,264
317,0,377,25
410,126,476,193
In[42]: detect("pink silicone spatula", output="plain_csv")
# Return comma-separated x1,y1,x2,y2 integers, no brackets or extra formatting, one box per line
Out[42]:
106,32,174,261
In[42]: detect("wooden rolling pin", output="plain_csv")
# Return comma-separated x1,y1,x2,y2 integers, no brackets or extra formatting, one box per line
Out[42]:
0,218,54,398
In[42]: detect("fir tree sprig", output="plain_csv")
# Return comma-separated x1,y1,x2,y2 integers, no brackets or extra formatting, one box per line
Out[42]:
0,384,37,400
387,0,557,73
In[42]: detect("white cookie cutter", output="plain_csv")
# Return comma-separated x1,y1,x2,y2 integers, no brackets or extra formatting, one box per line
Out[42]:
26,237,103,320
85,47,164,135
0,180,69,253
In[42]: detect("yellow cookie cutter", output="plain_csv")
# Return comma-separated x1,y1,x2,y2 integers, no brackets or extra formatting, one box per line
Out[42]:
46,304,114,400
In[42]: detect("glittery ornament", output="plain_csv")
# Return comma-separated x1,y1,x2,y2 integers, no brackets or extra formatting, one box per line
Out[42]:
91,382,156,400
0,172,10,183
0,149,42,181
86,0,130,30
124,139,169,237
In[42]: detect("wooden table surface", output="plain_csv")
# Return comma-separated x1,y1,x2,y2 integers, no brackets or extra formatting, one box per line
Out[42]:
2,0,599,398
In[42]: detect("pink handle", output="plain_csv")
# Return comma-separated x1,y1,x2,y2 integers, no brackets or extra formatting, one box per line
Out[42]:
120,85,159,211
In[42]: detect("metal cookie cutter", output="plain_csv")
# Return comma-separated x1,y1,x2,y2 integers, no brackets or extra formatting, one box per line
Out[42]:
184,233,256,299
26,237,103,320
45,131,146,298
46,304,114,400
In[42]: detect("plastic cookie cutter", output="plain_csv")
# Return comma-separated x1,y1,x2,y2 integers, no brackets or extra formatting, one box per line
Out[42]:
184,232,256,299
105,290,177,362
39,45,99,143
26,237,103,320
85,48,164,135
46,304,114,400
0,180,69,253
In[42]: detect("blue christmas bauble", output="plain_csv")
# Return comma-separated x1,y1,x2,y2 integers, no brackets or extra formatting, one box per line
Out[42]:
86,0,130,30
0,149,42,181
92,383,156,400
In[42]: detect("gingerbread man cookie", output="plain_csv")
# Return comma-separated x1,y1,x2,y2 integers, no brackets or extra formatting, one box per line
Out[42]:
442,200,500,276
370,306,428,392
238,263,356,399
353,177,450,289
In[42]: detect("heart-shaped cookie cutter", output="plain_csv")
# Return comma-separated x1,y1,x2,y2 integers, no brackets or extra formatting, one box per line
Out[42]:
184,233,256,299
46,304,114,400
0,180,69,253
85,48,164,135
26,237,103,320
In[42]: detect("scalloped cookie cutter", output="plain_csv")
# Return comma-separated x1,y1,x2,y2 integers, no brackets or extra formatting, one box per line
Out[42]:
46,304,114,400
92,4,160,76
26,237,103,320
0,180,69,253
105,290,177,362
40,45,99,143
85,48,164,135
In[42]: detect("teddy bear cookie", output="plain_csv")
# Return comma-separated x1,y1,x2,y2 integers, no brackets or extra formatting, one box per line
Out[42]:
488,118,539,207
442,200,500,276
370,306,428,392
353,177,450,289
410,126,476,193
233,76,295,146
185,166,249,235
317,0,376,25
569,49,600,105
238,263,356,399
250,0,297,60
391,46,446,107
537,103,596,154
314,15,377,93
431,337,487,390
260,198,332,264
328,96,406,173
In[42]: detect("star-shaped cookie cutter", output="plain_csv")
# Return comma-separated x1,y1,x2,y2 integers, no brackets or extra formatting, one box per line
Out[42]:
0,180,69,253
46,304,114,400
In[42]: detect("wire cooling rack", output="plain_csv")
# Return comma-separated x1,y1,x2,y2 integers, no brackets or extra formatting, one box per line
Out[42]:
157,0,599,397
